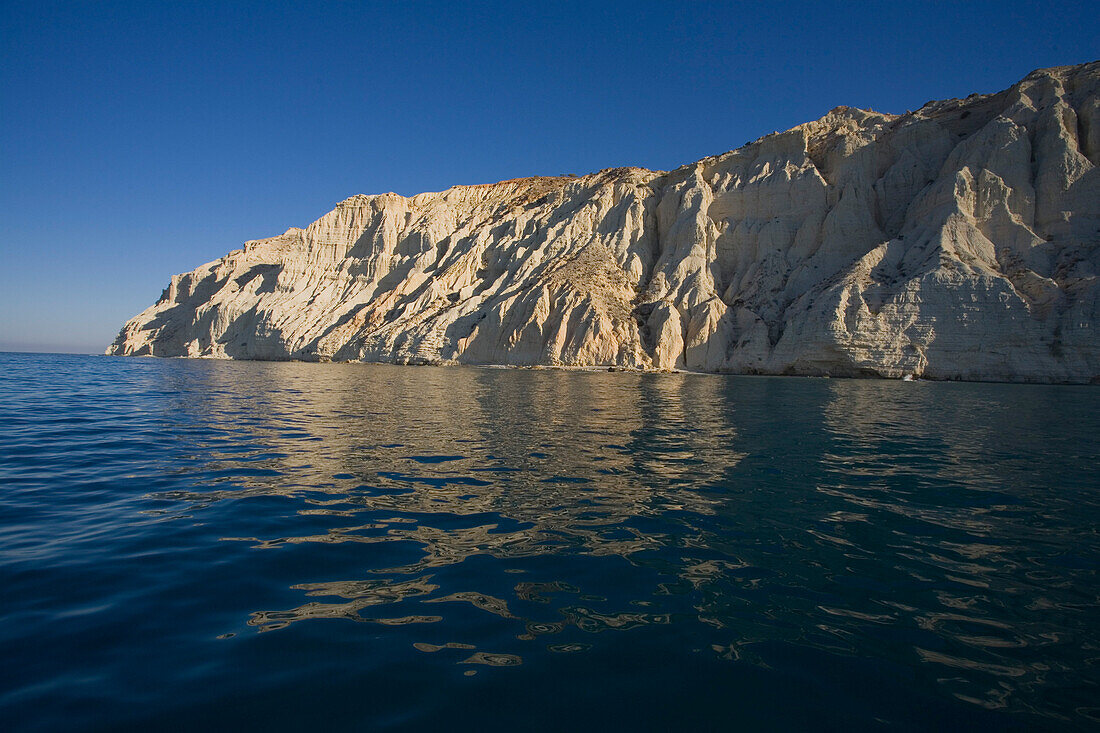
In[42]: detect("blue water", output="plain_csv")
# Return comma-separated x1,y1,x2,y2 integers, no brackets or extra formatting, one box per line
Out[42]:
1,353,1098,731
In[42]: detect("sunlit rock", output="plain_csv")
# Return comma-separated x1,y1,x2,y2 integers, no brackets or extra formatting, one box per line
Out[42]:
109,62,1100,383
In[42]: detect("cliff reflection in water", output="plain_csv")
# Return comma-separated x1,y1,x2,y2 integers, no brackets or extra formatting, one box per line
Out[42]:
164,365,732,630
145,362,1100,724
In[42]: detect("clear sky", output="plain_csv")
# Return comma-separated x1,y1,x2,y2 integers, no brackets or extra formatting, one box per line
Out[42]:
2,1,1097,353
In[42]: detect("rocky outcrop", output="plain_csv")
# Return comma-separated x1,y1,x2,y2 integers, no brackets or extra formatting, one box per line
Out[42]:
109,62,1100,383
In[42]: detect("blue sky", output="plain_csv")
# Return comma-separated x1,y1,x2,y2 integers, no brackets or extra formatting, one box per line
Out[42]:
2,1,1097,353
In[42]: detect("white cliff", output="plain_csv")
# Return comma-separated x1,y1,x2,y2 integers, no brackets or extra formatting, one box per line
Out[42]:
109,62,1100,383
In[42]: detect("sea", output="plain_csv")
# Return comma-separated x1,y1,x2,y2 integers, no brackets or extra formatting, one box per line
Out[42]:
1,352,1097,731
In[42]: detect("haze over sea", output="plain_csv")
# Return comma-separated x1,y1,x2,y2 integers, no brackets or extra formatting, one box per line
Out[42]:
2,352,1098,731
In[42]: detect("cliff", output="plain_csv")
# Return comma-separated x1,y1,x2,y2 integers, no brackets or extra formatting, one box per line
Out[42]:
109,62,1100,382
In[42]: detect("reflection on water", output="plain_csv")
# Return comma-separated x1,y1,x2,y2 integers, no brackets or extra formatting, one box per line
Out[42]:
1,355,1098,731
168,366,731,669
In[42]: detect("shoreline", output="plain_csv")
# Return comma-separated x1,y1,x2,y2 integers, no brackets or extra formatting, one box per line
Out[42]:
98,352,1100,386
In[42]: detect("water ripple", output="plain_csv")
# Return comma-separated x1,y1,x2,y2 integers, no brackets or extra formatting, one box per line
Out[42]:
1,354,1097,731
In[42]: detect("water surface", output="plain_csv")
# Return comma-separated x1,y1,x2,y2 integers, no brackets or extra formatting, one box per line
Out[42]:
1,354,1098,730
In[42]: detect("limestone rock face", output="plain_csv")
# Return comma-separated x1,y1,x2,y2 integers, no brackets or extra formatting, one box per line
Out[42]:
109,62,1100,383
